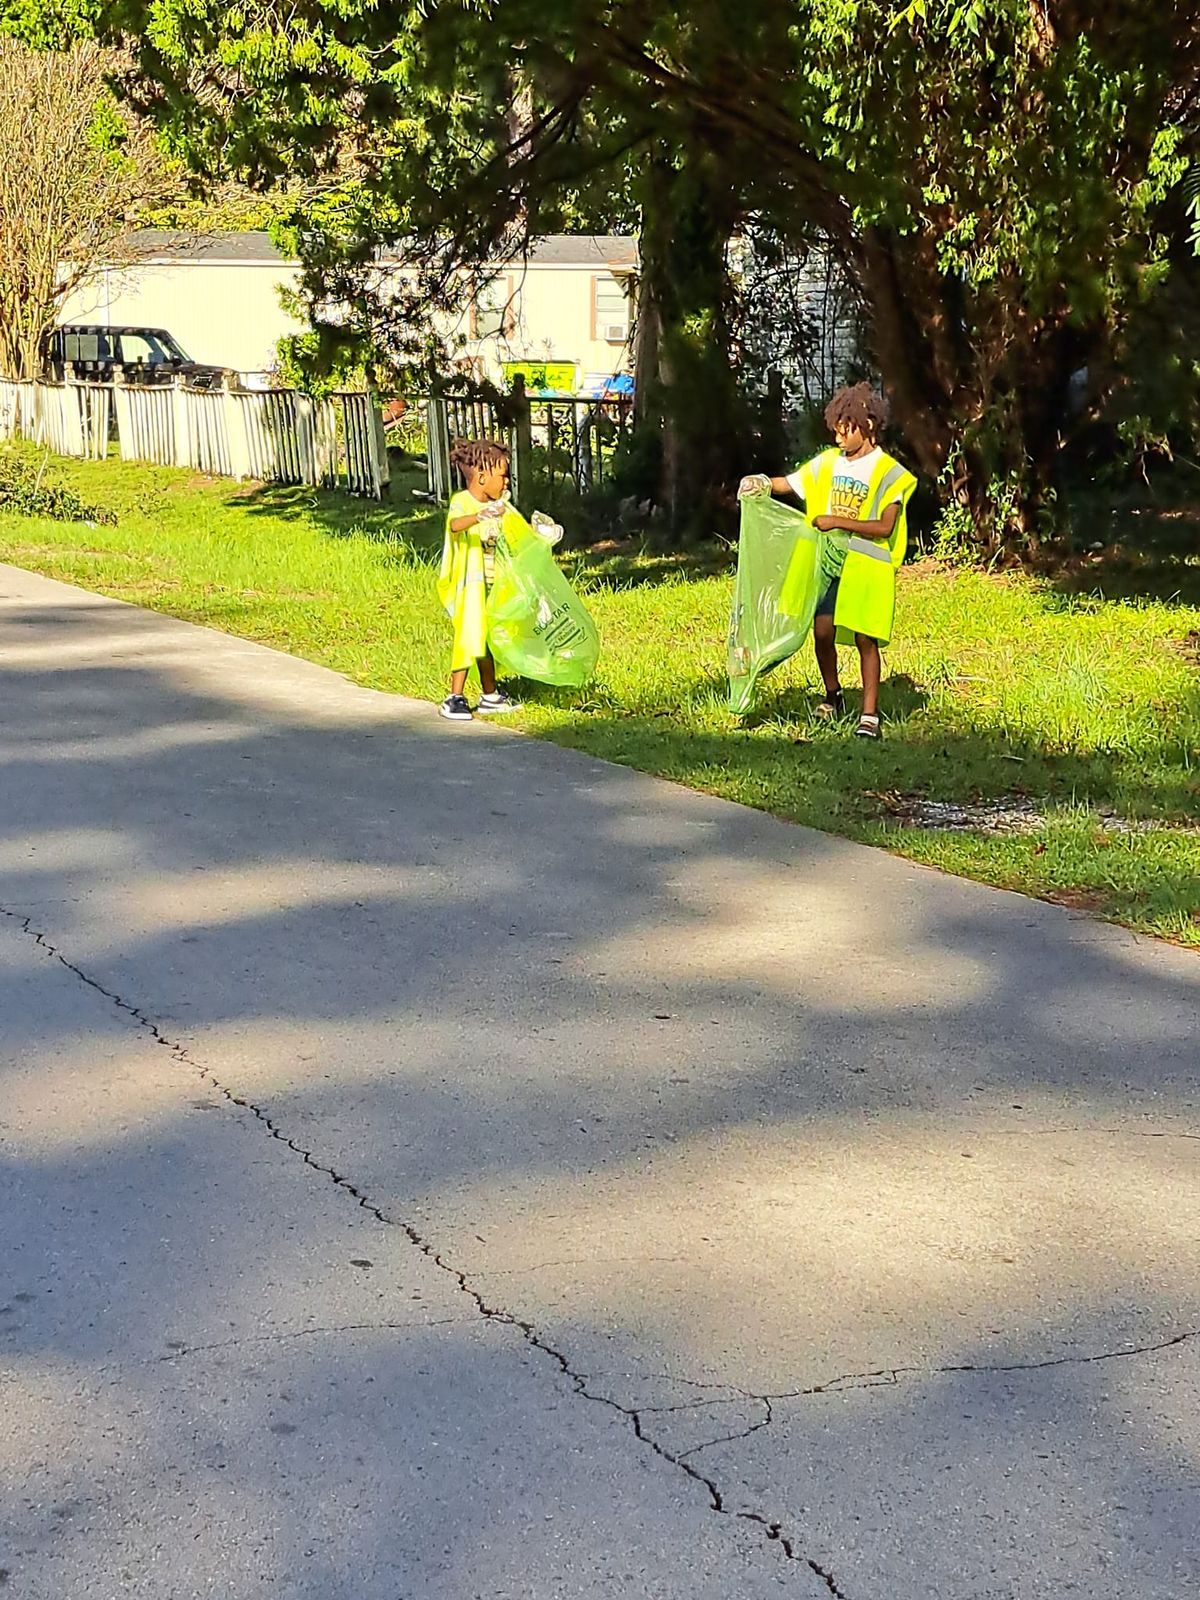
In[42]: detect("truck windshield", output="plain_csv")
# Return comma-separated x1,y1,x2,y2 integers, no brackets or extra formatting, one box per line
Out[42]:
117,329,192,366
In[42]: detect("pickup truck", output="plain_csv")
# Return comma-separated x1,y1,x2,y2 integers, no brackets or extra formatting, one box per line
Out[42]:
45,325,225,388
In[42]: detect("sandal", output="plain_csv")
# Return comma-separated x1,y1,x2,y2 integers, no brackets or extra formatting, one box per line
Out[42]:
855,713,882,739
813,690,846,721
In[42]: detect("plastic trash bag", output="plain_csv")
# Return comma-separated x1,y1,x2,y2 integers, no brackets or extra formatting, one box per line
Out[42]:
727,496,822,714
487,508,601,687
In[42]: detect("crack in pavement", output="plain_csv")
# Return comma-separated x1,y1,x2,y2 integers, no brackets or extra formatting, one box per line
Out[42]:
476,1255,688,1276
0,1320,472,1387
633,1321,1200,1429
976,1125,1200,1144
676,1396,775,1461
0,905,849,1597
761,1325,1200,1409
7,901,1199,1599
594,1370,756,1400
155,1319,470,1363
626,1327,1200,1502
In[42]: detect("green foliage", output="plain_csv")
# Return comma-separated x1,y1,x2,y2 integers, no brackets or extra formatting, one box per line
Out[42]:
139,186,292,232
927,501,978,569
609,423,662,507
0,450,116,523
22,0,1200,555
273,330,368,398
1096,247,1200,476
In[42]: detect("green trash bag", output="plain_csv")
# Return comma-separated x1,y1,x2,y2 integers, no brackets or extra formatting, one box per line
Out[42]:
488,508,601,688
727,496,823,714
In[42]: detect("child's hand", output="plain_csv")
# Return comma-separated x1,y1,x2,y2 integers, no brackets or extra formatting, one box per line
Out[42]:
531,510,564,546
813,514,838,532
737,474,771,499
476,500,504,544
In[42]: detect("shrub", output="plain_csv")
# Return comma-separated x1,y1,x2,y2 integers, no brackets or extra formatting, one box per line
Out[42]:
0,451,116,524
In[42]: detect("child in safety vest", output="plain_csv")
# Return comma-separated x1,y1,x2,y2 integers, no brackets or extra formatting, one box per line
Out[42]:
437,437,521,722
738,383,916,739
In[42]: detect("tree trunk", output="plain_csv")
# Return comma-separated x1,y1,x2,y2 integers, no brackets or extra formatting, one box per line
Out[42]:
852,228,1096,557
633,146,749,541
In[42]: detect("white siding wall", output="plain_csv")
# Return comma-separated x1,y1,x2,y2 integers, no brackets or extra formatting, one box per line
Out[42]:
60,257,636,384
60,260,307,373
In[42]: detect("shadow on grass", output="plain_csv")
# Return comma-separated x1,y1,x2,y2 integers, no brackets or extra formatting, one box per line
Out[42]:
234,465,444,551
529,676,1200,827
1054,487,1200,607
235,473,1200,614
738,672,931,728
533,708,1199,931
230,463,736,592
572,538,735,591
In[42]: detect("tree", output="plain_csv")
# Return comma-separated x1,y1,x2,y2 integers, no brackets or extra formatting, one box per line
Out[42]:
48,0,1200,551
789,0,1200,551
571,0,1200,550
67,2,755,530
0,37,171,379
633,144,750,532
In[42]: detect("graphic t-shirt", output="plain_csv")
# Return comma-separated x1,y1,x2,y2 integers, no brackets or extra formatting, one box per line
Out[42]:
448,489,495,585
787,448,899,587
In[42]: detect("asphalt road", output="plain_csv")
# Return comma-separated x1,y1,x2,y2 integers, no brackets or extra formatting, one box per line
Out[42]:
2,563,1197,1599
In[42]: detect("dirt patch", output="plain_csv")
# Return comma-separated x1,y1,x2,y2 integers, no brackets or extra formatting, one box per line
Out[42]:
873,794,1046,834
1043,887,1111,915
586,536,642,557
871,792,1200,837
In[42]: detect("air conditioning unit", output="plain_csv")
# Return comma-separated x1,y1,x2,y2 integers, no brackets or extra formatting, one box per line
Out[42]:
602,323,628,343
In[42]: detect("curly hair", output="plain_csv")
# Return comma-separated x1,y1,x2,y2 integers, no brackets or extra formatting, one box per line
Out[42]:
823,383,889,439
449,436,510,484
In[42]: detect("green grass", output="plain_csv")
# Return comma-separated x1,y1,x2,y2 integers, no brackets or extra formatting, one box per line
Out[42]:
2,449,1198,946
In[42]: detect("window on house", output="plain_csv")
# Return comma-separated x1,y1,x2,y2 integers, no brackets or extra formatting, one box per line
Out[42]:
471,276,516,339
592,275,630,343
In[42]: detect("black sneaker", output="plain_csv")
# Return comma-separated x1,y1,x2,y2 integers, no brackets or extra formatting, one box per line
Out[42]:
477,691,520,715
439,694,473,722
813,690,846,721
855,713,882,739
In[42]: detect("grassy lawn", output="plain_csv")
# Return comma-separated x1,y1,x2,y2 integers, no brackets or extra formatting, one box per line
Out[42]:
1,449,1198,947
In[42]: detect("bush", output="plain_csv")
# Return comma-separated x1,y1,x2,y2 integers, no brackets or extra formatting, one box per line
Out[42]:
0,452,116,524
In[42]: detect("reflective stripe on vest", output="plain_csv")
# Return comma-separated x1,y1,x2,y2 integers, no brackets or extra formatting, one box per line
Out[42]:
865,462,910,523
864,456,916,567
847,535,891,562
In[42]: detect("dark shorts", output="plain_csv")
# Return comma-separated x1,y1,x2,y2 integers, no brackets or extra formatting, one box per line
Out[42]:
815,577,839,618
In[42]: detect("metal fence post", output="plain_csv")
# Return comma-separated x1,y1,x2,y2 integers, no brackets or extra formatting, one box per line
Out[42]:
510,373,532,505
426,395,452,503
762,367,786,466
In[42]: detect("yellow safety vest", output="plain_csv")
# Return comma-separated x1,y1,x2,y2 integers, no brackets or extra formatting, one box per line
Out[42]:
794,448,917,646
438,490,490,670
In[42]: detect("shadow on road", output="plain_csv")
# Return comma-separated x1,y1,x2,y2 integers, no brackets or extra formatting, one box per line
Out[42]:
1,588,1198,1596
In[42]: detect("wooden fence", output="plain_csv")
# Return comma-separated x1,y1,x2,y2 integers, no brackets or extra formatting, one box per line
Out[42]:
0,380,111,462
0,378,389,499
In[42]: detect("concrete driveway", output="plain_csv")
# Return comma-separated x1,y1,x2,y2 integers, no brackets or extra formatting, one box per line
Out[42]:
1,564,1197,1599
